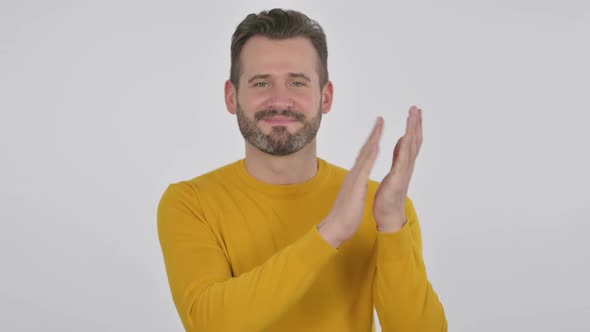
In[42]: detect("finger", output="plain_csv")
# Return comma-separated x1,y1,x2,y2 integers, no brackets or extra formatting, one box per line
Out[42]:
403,106,417,152
412,106,423,155
410,107,419,157
410,107,422,160
354,117,381,165
405,108,418,163
360,116,383,165
361,119,383,176
391,107,421,184
407,108,421,177
367,116,384,146
390,136,403,171
405,105,418,137
393,135,410,175
394,124,414,176
404,107,413,137
354,117,383,175
416,108,423,148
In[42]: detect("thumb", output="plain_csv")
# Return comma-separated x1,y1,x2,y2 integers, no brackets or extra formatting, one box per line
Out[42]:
391,136,403,171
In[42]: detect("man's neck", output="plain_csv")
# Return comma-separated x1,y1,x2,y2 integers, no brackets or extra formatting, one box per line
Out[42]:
243,139,319,185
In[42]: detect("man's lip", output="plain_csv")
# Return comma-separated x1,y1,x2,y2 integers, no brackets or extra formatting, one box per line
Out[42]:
263,116,297,123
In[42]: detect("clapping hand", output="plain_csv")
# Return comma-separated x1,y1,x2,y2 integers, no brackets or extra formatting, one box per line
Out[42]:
373,105,423,233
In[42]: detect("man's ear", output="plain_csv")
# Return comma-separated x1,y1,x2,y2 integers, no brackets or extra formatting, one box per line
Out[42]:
224,80,237,115
321,81,334,115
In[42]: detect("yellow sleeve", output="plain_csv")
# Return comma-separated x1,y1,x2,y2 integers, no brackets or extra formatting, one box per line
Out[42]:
373,197,448,331
157,182,338,332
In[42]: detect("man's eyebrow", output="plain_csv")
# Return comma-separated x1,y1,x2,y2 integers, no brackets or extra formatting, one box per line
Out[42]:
247,73,312,83
288,73,311,82
247,74,270,83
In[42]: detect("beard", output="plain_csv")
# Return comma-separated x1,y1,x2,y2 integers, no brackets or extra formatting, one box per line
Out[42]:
235,99,322,156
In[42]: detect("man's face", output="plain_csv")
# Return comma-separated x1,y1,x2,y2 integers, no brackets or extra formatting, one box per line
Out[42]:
234,36,325,156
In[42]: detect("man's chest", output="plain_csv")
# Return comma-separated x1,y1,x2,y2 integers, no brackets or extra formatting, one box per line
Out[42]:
213,196,332,275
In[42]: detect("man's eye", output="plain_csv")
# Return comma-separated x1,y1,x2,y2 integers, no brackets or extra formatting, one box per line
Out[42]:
254,82,269,87
292,82,306,87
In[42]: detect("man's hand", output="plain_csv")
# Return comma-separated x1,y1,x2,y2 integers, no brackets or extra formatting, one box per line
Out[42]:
373,105,423,233
318,116,384,248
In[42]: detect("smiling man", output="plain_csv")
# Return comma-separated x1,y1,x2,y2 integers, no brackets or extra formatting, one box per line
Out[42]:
158,8,447,332
234,42,322,157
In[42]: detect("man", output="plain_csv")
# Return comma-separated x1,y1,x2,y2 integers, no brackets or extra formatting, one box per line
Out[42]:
158,8,447,332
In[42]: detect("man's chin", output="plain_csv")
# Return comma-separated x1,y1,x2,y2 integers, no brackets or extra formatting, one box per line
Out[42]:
252,139,300,156
260,128,297,140
264,146,302,156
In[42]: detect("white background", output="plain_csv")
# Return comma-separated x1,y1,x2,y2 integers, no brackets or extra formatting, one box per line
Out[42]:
1,0,589,331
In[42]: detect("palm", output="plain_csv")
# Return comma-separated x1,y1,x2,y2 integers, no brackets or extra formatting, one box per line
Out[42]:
373,106,423,229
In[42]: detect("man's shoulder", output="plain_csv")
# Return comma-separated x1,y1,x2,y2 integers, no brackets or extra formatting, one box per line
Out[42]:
187,159,240,184
167,159,242,195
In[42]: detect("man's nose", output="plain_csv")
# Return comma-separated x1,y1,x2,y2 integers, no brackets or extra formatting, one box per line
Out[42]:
266,85,294,111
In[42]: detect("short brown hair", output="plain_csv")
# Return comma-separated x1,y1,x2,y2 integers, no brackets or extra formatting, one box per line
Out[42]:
230,8,329,90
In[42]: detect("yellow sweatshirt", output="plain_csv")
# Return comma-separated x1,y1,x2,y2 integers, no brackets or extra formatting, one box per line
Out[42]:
157,157,447,331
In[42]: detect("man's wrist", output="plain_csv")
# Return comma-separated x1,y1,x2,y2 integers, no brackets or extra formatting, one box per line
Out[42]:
377,217,408,233
317,219,346,249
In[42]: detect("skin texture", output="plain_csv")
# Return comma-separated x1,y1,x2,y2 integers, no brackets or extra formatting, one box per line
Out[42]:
224,35,333,186
373,106,423,233
224,35,423,248
234,97,323,156
318,106,423,247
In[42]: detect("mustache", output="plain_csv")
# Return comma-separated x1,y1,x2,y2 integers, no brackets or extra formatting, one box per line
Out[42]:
255,109,305,122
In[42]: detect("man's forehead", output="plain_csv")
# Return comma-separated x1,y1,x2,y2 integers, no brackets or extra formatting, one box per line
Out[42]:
240,36,318,64
239,37,319,82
